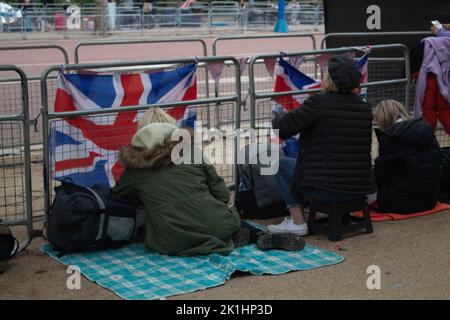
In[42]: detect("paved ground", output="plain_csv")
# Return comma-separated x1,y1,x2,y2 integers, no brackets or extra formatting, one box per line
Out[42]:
2,209,450,300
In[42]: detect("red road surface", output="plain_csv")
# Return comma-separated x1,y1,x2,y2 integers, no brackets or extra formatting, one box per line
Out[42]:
0,34,323,77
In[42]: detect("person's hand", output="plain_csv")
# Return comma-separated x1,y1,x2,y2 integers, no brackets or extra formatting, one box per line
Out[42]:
444,24,450,30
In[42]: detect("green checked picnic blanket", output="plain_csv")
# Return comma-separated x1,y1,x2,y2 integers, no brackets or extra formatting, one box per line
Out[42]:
42,242,344,300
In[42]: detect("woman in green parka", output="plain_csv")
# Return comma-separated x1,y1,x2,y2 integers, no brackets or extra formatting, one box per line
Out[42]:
113,108,305,256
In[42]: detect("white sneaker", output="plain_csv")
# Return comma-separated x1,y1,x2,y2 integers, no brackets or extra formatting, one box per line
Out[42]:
267,218,308,236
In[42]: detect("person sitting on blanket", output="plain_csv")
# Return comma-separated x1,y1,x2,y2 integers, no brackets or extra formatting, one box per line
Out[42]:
113,108,305,256
269,55,376,235
373,100,442,214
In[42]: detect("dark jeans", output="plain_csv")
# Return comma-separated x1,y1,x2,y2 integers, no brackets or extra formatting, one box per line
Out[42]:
275,157,360,204
274,157,303,208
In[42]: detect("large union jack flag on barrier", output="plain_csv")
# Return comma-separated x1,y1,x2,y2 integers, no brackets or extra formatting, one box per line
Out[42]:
271,54,369,157
51,63,197,188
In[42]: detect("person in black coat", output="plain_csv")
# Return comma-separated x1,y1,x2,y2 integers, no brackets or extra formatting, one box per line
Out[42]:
373,100,442,214
268,55,376,235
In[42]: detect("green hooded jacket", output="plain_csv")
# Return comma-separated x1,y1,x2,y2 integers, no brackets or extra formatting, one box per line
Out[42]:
112,140,241,256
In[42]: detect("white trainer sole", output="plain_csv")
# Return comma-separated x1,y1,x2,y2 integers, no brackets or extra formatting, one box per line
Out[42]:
267,225,308,236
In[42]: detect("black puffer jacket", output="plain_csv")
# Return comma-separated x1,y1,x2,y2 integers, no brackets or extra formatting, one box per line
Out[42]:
272,92,376,197
374,118,442,214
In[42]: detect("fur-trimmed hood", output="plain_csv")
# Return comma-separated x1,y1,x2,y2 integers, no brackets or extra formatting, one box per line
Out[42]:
121,122,182,170
119,138,178,170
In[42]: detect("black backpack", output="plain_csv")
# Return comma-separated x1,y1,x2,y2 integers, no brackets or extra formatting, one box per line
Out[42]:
0,225,19,274
47,181,144,254
235,148,289,219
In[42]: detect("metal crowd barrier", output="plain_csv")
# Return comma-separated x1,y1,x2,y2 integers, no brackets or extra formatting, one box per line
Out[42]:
73,37,212,127
0,45,69,146
3,2,324,36
320,31,432,50
40,56,242,218
0,65,33,251
320,31,432,112
212,33,318,128
212,32,317,56
248,44,411,159
245,2,323,30
74,37,208,63
320,32,449,147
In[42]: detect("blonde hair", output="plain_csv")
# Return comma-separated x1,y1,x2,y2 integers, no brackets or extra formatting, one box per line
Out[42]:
374,100,411,131
321,72,339,93
138,107,177,130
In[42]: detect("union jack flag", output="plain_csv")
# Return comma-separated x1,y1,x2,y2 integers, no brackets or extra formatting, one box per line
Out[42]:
273,57,321,113
181,0,196,9
357,53,369,97
51,63,197,188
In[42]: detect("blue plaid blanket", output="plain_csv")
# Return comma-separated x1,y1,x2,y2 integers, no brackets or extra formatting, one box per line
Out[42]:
42,240,344,300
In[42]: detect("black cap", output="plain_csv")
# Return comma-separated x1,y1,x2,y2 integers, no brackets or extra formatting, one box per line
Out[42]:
328,55,361,91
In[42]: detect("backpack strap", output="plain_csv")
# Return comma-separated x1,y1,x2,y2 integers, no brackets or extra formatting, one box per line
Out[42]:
84,187,108,242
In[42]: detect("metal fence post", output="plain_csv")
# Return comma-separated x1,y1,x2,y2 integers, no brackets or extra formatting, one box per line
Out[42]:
248,55,257,130
102,7,107,37
40,66,52,232
20,67,33,250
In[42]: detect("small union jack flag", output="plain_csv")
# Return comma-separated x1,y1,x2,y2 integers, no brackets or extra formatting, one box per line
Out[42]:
181,0,196,9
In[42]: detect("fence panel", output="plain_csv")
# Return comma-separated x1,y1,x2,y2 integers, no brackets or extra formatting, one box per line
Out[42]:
40,56,242,220
322,32,449,147
142,6,178,29
248,44,411,160
0,46,69,223
74,38,212,126
0,65,33,250
0,45,69,146
74,37,208,63
2,2,324,36
321,31,432,50
212,33,317,128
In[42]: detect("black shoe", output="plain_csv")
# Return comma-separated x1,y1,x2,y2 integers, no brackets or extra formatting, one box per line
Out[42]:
232,227,251,248
256,232,305,251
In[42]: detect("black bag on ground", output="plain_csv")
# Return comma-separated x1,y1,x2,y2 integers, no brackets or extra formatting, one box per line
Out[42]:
235,145,289,219
47,181,145,254
440,147,450,204
0,224,19,274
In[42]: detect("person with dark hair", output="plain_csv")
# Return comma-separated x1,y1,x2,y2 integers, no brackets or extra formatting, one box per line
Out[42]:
268,55,376,234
